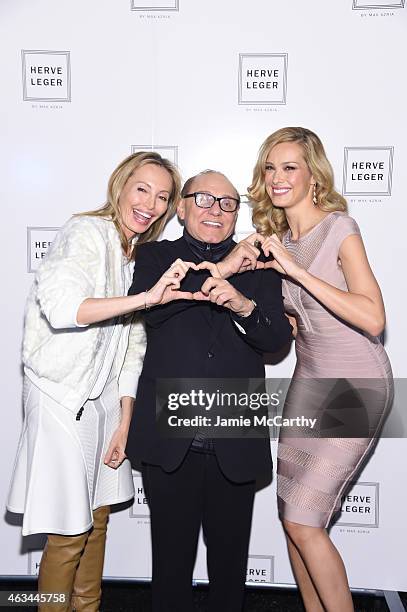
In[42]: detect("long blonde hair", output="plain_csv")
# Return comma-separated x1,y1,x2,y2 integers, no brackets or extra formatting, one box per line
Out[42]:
78,151,181,255
248,127,347,236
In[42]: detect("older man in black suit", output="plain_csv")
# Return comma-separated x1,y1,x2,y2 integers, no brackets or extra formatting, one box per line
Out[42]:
127,170,291,612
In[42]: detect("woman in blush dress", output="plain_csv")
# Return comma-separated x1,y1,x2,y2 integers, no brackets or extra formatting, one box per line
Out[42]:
7,151,196,612
247,127,393,612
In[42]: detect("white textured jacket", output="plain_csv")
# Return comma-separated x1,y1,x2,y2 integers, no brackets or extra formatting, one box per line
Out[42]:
22,215,146,412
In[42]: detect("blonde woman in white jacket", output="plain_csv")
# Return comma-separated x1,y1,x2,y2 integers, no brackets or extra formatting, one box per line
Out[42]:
7,151,196,612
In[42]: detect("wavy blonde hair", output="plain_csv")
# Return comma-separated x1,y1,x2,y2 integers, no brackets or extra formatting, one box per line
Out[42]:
77,151,181,256
248,127,347,236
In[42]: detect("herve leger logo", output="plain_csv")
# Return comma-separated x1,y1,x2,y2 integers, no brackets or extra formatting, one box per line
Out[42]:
131,145,178,165
238,54,288,105
337,482,379,528
27,227,59,273
246,555,274,584
353,0,404,8
129,472,150,519
342,147,394,196
22,51,71,102
131,0,179,10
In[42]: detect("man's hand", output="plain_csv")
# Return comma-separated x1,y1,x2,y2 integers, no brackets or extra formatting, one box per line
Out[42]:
197,233,264,279
193,277,255,316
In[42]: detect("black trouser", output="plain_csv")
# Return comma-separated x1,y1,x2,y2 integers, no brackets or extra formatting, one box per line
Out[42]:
143,450,256,612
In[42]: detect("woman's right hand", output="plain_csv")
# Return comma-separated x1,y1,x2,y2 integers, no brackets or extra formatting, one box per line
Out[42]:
145,259,198,307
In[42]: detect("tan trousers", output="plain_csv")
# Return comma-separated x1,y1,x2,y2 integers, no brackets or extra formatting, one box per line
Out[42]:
38,506,110,612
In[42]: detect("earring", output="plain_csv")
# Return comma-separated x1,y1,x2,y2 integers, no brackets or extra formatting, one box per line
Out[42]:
312,184,318,206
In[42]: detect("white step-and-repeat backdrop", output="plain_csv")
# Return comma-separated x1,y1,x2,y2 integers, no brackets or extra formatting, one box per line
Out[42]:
1,0,406,592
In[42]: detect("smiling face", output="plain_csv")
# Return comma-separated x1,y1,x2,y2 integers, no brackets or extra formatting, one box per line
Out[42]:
265,142,315,211
118,163,173,240
178,172,239,243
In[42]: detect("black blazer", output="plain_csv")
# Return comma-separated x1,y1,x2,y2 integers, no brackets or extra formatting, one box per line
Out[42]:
127,236,292,483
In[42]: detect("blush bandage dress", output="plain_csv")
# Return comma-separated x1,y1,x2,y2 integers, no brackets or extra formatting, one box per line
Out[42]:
277,212,393,528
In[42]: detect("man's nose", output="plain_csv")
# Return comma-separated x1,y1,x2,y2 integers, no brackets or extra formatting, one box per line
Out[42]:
209,200,222,215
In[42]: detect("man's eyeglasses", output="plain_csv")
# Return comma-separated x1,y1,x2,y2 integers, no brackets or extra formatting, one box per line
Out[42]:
183,192,240,213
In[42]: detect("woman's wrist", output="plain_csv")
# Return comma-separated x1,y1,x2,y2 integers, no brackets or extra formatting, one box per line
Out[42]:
119,396,134,431
292,266,310,285
117,420,131,433
125,292,152,313
144,289,153,310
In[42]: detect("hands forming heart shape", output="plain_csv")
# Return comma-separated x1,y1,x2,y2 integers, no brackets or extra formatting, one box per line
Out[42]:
196,232,300,279
144,259,254,316
144,232,301,316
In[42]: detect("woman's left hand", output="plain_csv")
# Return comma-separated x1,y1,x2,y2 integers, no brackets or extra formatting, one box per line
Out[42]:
146,258,197,307
104,426,128,470
259,235,302,279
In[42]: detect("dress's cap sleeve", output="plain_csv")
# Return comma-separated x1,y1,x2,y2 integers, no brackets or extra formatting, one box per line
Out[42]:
332,213,361,254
